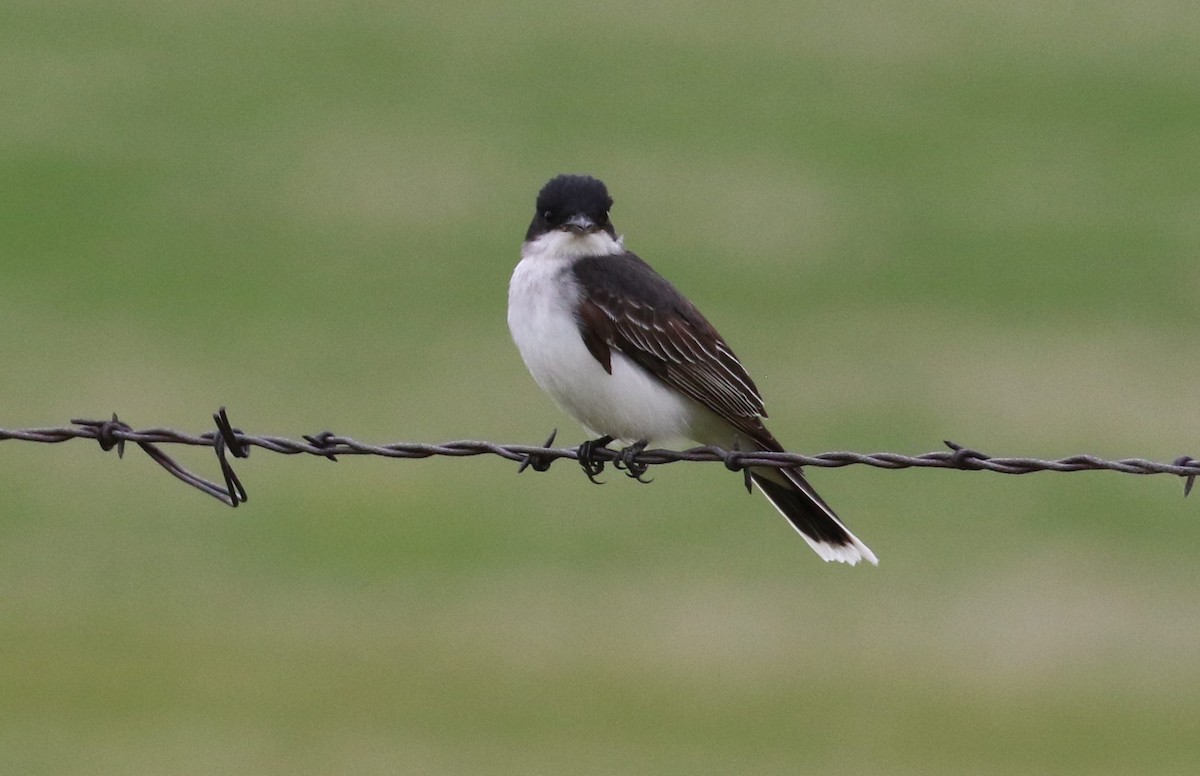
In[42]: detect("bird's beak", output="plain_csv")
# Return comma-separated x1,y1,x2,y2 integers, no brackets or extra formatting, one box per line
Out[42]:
562,214,597,234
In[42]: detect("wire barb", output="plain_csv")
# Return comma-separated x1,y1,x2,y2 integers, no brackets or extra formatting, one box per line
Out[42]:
302,431,341,462
722,437,754,494
516,429,557,473
212,407,248,506
74,413,131,457
944,440,988,469
1175,456,1197,497
2,410,1198,507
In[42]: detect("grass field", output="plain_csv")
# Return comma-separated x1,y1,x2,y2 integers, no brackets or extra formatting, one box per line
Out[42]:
3,1,1199,773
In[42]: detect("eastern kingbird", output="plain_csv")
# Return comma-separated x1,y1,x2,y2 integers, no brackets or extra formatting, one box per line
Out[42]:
507,174,877,565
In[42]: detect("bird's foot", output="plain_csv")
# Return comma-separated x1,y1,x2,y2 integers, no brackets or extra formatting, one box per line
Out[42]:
614,439,653,483
517,429,558,474
577,435,613,484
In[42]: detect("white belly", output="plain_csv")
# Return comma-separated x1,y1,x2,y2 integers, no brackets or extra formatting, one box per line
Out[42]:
507,256,704,444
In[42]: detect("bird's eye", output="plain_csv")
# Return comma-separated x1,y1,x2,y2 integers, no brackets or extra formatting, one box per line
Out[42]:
542,210,554,222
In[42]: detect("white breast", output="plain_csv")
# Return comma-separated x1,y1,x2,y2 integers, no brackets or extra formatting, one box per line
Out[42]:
507,235,705,444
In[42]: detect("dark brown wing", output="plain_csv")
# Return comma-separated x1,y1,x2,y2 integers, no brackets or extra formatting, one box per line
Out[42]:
571,252,775,445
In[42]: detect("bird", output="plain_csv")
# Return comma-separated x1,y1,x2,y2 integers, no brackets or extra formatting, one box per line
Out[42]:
507,174,877,565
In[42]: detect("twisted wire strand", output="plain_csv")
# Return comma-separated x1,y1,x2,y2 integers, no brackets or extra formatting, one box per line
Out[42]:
1,408,1196,507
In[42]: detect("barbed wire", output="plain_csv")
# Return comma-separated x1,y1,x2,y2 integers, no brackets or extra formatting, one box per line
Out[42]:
1,408,1196,507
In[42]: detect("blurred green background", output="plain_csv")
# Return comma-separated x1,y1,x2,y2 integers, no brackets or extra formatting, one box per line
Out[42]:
3,1,1199,773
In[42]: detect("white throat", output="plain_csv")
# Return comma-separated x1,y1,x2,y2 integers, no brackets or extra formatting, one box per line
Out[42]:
521,229,626,263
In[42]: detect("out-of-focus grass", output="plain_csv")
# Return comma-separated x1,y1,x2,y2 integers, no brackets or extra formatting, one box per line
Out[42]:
2,1,1199,773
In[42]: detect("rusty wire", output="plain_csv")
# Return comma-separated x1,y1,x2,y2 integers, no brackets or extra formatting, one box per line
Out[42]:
1,408,1196,507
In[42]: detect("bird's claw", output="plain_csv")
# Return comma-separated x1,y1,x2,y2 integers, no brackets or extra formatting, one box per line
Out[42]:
577,435,613,484
613,440,653,483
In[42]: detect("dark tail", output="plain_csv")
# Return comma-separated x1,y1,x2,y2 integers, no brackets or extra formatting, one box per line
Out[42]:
750,467,878,565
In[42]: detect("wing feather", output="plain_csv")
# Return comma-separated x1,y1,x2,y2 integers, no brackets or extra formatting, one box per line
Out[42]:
572,253,772,443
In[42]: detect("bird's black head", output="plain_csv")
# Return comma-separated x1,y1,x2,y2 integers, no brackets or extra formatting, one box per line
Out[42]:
526,174,616,241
